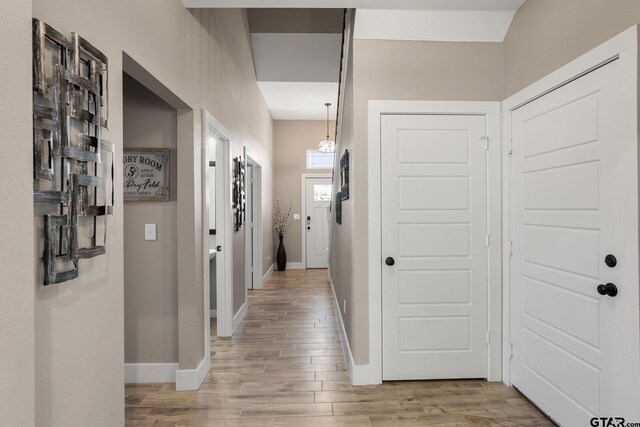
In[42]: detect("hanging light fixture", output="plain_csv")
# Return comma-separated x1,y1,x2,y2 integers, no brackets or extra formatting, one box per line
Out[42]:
318,102,336,153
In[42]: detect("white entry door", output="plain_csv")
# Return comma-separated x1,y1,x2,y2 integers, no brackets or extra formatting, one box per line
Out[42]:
510,59,640,426
305,177,331,268
381,114,489,380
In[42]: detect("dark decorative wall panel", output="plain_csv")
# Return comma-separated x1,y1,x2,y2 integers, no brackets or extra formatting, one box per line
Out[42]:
32,18,113,285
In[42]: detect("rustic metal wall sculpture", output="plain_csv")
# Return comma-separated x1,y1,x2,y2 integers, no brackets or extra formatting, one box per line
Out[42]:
32,18,113,285
340,149,349,201
232,156,245,232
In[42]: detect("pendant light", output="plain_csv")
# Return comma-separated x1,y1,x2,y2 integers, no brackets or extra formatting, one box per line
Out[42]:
318,102,336,153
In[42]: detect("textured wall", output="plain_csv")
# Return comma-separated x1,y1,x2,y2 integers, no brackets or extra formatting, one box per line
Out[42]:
123,74,179,364
0,0,35,425
504,0,640,97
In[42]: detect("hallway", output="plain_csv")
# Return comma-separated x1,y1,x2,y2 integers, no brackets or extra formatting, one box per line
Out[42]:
125,270,551,426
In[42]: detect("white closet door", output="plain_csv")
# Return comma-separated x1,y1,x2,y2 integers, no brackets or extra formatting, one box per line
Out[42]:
381,114,489,380
510,58,640,426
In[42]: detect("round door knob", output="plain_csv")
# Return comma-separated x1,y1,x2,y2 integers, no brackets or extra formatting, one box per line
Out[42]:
597,283,618,297
604,254,617,268
385,257,395,266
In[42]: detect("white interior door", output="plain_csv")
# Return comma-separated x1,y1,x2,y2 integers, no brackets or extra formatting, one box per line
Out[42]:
381,114,489,380
305,177,331,269
245,165,254,289
509,59,640,426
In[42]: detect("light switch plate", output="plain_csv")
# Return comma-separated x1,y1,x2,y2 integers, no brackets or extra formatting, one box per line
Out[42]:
145,224,157,241
293,214,300,220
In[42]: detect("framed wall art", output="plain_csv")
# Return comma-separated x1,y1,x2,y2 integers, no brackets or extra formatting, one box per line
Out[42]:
123,148,170,202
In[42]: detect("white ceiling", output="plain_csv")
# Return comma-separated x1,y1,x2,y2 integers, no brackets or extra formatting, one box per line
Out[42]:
220,2,527,119
257,82,338,120
354,9,521,42
184,0,525,11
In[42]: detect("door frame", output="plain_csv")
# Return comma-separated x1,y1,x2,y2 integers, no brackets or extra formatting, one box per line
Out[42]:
501,25,639,385
244,151,263,290
301,173,332,269
203,110,234,338
366,101,502,385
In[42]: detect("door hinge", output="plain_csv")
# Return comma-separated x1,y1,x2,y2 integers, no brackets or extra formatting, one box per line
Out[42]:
481,136,489,150
486,331,490,344
507,139,513,155
508,241,513,257
485,234,490,247
509,343,514,359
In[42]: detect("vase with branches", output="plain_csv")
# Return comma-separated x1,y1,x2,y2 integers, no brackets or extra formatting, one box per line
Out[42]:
273,200,293,271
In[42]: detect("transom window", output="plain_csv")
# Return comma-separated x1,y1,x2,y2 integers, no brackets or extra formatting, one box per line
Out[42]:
306,150,335,169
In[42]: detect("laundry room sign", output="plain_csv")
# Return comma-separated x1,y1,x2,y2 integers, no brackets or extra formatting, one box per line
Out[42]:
123,148,170,202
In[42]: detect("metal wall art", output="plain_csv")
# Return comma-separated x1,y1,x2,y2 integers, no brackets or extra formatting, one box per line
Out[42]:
32,18,113,285
335,192,342,225
340,149,349,201
232,156,245,232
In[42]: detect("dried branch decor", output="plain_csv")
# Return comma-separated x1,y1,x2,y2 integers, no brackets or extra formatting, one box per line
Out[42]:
273,200,293,237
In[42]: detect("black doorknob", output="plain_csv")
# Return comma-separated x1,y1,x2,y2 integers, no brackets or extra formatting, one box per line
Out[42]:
385,257,395,266
604,254,617,268
597,283,618,297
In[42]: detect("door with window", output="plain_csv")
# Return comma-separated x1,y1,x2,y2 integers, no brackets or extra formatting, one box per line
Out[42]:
305,177,331,269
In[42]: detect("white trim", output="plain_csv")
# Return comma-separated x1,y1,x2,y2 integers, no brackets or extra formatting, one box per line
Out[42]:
368,100,502,384
232,302,248,334
204,110,234,338
301,173,332,269
262,263,274,285
209,309,217,318
175,356,210,391
124,363,179,384
244,153,264,290
501,25,639,386
328,270,374,385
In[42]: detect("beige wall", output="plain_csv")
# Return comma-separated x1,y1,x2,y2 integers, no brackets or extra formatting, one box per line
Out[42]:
249,8,344,33
21,1,274,425
504,0,640,97
330,37,503,364
0,0,35,425
329,21,355,363
273,120,336,265
123,74,179,364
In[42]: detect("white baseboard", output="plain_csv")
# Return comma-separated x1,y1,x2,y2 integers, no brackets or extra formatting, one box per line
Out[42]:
175,355,210,391
273,262,305,271
124,363,179,384
328,271,379,386
232,302,248,334
209,309,217,318
262,263,274,286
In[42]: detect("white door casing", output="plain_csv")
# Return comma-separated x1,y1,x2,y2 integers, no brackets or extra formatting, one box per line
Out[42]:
305,177,331,269
506,28,640,426
381,114,489,380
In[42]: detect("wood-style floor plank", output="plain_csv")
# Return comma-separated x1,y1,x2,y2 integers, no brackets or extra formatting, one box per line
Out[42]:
126,269,551,426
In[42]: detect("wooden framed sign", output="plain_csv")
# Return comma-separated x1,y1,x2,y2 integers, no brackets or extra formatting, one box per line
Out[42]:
123,148,170,202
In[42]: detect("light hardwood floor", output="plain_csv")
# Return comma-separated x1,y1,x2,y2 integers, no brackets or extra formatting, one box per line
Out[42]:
126,269,551,426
